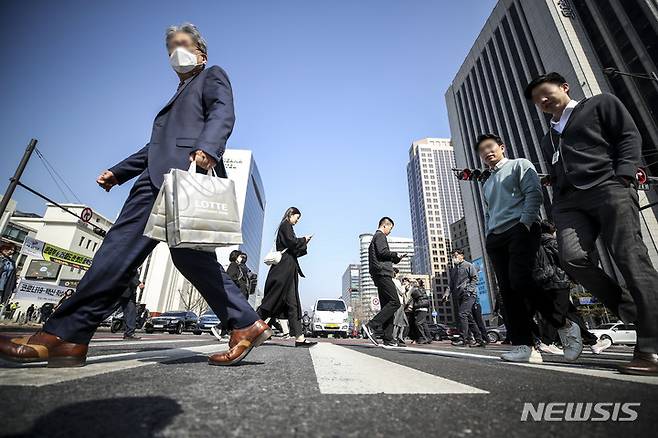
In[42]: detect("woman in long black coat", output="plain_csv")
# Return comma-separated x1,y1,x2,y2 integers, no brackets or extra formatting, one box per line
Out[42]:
258,207,316,347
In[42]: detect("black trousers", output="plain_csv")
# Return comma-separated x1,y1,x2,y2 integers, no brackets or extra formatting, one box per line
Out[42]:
553,179,658,353
414,310,431,342
486,222,541,346
472,302,488,341
370,275,400,342
458,293,483,342
44,170,259,344
535,287,598,345
119,298,136,336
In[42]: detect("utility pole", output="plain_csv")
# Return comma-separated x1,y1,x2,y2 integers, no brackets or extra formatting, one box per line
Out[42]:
0,139,38,222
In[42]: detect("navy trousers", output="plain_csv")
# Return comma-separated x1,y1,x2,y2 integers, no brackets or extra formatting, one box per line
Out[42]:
44,170,259,344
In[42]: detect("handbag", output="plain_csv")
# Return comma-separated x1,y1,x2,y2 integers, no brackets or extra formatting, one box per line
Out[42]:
143,173,172,242
166,162,242,249
143,162,242,250
263,242,287,266
263,245,287,266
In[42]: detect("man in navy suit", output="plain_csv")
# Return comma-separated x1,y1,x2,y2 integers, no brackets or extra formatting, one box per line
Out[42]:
0,23,272,367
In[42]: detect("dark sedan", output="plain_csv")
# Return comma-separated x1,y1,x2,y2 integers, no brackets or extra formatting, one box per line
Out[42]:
193,310,221,335
486,325,507,343
428,323,459,341
144,311,198,334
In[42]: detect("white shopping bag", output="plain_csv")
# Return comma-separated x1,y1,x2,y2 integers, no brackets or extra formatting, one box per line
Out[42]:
165,162,242,249
143,173,172,242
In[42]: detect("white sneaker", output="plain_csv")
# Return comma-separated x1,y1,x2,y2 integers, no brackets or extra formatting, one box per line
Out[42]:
590,338,612,354
538,342,563,355
501,345,543,363
557,321,583,362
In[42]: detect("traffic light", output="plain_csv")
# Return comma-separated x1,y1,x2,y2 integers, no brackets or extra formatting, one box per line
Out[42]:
452,168,491,183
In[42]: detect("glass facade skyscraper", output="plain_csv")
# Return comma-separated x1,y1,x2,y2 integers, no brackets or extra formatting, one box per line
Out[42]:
445,0,658,311
407,138,464,323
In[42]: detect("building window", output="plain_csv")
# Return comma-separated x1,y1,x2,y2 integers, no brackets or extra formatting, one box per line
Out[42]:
79,237,85,246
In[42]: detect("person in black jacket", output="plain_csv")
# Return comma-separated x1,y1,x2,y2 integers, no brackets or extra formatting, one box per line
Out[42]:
363,217,406,347
239,253,258,297
0,243,17,305
227,250,249,299
527,72,658,375
119,270,142,340
442,250,485,347
531,220,610,358
410,280,432,344
257,207,316,347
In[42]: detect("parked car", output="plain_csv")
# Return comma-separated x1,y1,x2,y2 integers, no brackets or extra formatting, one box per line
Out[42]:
486,325,507,343
144,311,198,334
589,322,636,345
312,299,350,338
193,310,221,335
428,323,456,341
100,309,120,327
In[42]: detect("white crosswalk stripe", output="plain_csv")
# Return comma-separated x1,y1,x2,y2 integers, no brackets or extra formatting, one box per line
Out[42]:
382,344,657,386
0,340,651,391
309,342,488,394
0,344,222,387
88,338,215,347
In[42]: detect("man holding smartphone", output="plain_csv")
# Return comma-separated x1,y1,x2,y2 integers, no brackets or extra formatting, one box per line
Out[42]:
363,217,405,347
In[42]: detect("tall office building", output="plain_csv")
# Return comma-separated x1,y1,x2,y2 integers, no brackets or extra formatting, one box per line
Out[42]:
445,0,658,314
407,138,464,323
341,264,360,307
450,217,471,262
140,149,267,312
358,233,414,321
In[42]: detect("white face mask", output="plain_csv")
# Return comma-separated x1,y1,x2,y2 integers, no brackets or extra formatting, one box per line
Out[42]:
169,47,202,74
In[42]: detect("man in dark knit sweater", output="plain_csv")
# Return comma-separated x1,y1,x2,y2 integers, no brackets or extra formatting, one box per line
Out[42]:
526,72,658,376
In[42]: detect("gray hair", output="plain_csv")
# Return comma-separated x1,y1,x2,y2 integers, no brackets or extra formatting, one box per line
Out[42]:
165,22,208,55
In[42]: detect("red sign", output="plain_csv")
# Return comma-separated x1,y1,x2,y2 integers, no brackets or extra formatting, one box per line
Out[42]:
636,167,647,185
80,207,93,223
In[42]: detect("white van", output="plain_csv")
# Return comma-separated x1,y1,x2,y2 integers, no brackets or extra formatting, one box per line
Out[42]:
311,298,349,338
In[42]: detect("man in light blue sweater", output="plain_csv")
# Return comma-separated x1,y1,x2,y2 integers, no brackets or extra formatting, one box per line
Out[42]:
479,133,546,363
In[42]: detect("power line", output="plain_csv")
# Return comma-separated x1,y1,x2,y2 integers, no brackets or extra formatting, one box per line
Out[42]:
35,148,83,204
35,149,70,203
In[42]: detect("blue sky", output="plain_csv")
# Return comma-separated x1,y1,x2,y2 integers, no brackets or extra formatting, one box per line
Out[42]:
0,0,496,309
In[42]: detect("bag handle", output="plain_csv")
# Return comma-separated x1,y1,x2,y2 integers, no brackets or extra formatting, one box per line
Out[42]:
188,161,217,178
269,227,288,255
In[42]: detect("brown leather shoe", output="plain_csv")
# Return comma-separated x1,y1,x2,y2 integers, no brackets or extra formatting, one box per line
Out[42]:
0,331,88,368
618,350,658,376
209,320,272,366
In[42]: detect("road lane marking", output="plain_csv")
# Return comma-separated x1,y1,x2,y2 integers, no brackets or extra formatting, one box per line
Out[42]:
510,362,658,385
89,339,219,347
370,344,656,386
309,342,488,394
0,344,223,387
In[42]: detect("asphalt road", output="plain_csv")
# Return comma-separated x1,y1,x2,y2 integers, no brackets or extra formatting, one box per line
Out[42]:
0,329,656,437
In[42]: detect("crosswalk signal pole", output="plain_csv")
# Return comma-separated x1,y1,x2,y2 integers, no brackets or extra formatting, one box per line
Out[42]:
0,138,38,221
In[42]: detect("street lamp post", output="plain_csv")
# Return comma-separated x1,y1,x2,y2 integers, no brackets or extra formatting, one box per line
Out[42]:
0,139,38,221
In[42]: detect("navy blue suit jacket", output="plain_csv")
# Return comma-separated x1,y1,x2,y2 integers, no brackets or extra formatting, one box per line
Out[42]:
109,65,235,188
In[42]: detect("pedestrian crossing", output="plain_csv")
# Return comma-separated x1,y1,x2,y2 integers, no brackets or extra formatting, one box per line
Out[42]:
309,342,488,394
0,343,222,387
0,339,654,390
